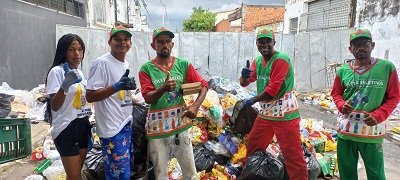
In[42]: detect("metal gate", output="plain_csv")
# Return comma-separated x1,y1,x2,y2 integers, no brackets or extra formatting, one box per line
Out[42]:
302,0,351,31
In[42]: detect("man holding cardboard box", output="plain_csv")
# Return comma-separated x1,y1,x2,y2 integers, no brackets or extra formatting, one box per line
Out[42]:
138,27,208,179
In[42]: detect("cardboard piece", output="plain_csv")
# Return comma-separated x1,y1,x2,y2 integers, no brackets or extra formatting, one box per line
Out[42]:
11,102,29,113
181,82,202,96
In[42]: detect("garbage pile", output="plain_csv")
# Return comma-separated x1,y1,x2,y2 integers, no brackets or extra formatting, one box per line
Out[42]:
22,76,400,180
0,82,47,123
166,76,343,179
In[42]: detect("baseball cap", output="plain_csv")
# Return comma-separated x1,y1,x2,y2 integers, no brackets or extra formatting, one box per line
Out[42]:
257,27,275,40
152,27,174,41
349,29,372,42
109,25,132,39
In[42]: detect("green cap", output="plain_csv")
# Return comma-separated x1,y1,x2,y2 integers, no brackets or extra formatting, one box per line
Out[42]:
257,27,275,40
109,25,132,39
152,27,174,41
349,29,372,42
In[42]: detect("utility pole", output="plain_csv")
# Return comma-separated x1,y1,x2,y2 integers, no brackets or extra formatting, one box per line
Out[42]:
114,0,118,24
160,0,166,27
127,0,129,24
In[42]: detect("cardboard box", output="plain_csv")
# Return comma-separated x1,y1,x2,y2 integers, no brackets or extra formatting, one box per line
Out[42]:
181,82,202,96
11,102,29,113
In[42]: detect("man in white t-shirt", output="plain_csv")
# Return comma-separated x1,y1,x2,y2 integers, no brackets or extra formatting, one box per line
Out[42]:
86,25,136,180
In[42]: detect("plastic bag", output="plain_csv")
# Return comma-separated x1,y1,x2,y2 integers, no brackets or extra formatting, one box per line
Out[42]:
239,150,284,180
208,76,238,95
194,145,216,172
230,101,258,134
277,154,290,180
24,175,44,180
209,141,231,158
85,141,104,176
212,150,229,165
131,103,149,165
316,153,335,178
303,143,321,180
0,93,15,118
42,160,65,180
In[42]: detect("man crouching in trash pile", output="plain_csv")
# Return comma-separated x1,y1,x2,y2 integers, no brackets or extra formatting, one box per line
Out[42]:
138,27,208,180
238,27,308,180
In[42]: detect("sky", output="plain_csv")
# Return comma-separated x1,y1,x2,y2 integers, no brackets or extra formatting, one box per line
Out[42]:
139,0,285,31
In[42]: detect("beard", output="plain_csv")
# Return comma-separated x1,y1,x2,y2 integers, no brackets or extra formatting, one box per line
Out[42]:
158,49,170,58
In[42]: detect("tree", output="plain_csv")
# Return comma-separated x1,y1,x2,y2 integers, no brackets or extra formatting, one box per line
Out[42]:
182,6,216,32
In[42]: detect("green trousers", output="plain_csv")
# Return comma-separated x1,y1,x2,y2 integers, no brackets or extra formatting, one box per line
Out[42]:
337,137,386,180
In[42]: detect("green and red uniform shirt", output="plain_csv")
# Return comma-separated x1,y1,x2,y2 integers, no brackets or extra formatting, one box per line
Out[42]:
243,50,300,121
331,58,400,143
139,57,208,140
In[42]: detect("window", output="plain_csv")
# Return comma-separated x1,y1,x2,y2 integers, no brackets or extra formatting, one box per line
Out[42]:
290,17,298,34
301,0,351,31
22,0,85,19
93,0,107,24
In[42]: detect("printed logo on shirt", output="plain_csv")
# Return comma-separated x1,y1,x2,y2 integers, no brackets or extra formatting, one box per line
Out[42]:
167,90,181,103
73,84,86,109
257,75,270,89
151,75,184,85
346,79,384,89
118,90,125,100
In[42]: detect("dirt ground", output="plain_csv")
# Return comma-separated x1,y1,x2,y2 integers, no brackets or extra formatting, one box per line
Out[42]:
299,100,400,180
1,98,399,180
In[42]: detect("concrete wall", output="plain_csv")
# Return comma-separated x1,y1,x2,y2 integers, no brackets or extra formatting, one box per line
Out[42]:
356,0,400,73
0,0,87,90
56,25,361,92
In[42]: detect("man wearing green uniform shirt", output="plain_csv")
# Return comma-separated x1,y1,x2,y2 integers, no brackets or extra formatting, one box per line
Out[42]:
239,27,308,180
331,29,400,180
138,27,208,179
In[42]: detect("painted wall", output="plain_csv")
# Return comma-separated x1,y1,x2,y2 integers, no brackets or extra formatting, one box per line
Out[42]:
56,25,357,92
356,0,400,73
215,9,239,25
283,0,306,34
0,0,87,90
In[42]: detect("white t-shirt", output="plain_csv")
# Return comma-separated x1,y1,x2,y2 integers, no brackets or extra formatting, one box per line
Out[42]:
46,64,92,139
86,52,133,138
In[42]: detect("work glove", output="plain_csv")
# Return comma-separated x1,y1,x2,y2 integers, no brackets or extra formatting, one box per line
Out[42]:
241,60,253,79
242,97,255,109
112,69,137,92
232,97,255,118
61,62,82,92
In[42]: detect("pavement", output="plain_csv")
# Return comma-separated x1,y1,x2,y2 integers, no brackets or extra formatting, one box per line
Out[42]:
1,99,400,180
0,121,51,180
300,101,400,180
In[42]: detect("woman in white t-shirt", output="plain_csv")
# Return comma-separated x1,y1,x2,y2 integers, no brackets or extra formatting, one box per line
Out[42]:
45,33,92,179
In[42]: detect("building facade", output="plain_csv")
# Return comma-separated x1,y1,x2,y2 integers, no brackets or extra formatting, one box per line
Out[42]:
215,3,285,32
87,0,149,31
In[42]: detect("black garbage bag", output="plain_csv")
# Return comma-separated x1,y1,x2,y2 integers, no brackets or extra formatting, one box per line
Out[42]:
131,103,149,165
239,150,284,180
207,77,238,95
230,100,258,134
0,93,15,118
131,161,156,180
277,154,290,180
84,142,105,178
212,150,229,165
303,143,320,180
193,146,215,172
44,97,52,124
